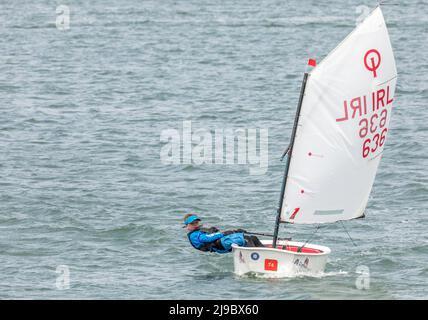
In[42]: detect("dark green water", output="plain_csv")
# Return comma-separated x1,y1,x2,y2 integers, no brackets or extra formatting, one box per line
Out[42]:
0,0,427,299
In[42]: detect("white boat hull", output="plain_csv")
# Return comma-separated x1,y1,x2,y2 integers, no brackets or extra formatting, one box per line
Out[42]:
232,240,330,277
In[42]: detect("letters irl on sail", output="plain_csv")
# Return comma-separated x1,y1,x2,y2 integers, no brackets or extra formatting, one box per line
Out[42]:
336,85,394,122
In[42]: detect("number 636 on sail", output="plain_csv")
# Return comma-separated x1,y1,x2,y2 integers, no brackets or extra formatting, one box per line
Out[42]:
359,109,389,158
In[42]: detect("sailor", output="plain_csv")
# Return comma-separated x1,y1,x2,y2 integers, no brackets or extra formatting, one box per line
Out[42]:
183,213,264,253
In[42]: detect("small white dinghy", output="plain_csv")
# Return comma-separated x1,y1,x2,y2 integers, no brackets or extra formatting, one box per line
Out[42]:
233,5,397,278
233,240,331,277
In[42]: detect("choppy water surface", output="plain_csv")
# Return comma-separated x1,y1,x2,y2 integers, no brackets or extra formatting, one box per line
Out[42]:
0,0,427,299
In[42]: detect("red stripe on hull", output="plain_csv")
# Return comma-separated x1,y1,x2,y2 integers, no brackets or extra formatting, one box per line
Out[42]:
265,244,322,254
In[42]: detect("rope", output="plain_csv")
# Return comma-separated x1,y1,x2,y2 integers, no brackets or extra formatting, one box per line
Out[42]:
298,224,321,252
340,220,358,248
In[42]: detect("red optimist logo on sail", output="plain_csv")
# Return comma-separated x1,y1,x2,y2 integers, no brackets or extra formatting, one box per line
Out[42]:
364,49,381,78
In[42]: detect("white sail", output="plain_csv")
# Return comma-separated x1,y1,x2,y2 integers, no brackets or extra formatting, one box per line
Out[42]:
280,7,397,224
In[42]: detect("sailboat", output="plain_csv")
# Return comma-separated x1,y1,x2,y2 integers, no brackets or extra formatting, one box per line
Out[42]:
232,5,397,277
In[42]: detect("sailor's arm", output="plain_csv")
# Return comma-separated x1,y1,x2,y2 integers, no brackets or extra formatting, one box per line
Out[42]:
198,232,224,243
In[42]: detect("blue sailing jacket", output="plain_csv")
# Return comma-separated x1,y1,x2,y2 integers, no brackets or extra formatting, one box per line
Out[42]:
187,229,246,254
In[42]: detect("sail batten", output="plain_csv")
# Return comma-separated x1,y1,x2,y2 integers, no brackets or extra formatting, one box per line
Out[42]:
280,7,397,224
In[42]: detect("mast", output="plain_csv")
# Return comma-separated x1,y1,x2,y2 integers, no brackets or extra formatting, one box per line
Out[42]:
272,59,315,247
